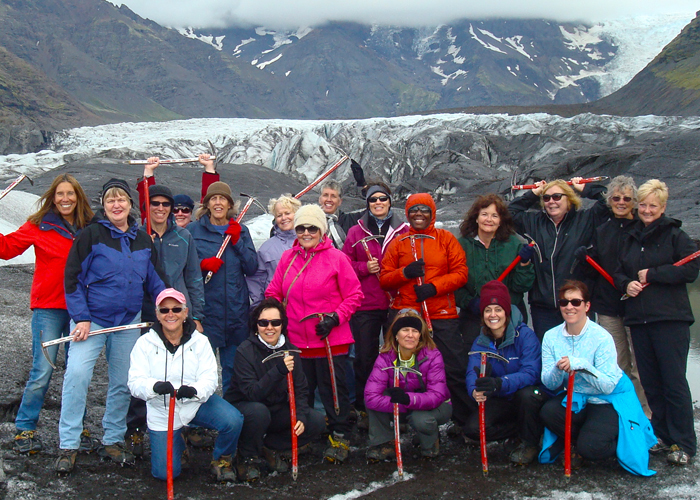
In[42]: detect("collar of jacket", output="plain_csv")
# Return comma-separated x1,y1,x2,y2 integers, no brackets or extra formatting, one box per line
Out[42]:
291,233,333,256
152,316,197,350
475,307,524,349
39,211,75,240
273,224,297,244
94,210,139,240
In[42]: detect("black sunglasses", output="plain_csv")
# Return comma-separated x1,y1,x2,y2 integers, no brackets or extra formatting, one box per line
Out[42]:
257,319,283,327
150,200,172,208
173,206,192,214
611,196,633,203
542,193,568,202
368,196,389,203
158,307,184,314
408,206,431,215
558,298,585,307
295,225,320,235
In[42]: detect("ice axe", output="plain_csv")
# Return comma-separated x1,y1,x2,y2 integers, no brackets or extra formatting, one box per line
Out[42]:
127,155,217,165
142,177,152,235
167,388,177,500
497,234,542,282
563,367,597,480
621,247,700,300
41,322,153,369
0,174,33,202
300,312,340,415
381,364,422,479
511,176,609,190
263,349,303,480
399,234,436,336
570,248,616,289
468,350,510,477
294,156,349,199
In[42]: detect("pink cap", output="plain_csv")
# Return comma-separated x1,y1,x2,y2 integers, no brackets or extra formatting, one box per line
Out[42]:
155,288,187,306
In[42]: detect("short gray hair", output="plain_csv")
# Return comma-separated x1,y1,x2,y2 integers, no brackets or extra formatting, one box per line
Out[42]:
605,175,638,207
319,180,343,198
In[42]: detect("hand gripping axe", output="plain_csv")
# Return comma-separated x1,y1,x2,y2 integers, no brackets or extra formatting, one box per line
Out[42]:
300,312,340,415
497,233,542,282
399,234,436,336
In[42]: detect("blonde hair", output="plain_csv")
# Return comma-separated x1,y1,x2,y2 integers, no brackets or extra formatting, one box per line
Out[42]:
541,180,581,210
28,174,93,229
269,194,301,216
637,179,668,206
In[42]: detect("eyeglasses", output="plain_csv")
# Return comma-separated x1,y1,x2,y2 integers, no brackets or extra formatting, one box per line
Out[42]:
295,225,320,235
150,201,172,208
558,298,585,307
158,307,184,314
611,196,633,203
173,206,192,214
257,319,283,327
368,196,389,203
542,193,568,202
408,206,431,215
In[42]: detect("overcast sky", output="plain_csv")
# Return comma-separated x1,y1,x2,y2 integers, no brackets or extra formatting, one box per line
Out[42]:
111,0,698,30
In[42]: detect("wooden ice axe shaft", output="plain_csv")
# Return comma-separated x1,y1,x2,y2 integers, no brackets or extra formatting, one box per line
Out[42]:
511,176,608,190
127,157,217,165
294,156,349,199
0,174,33,202
400,234,436,336
300,313,340,415
621,247,700,300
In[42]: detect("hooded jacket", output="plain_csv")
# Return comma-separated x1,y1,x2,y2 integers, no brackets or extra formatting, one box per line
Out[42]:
364,347,450,414
613,215,699,326
379,193,468,319
246,224,297,308
0,212,76,310
64,211,167,327
265,236,363,351
128,318,218,432
341,211,409,311
508,184,609,309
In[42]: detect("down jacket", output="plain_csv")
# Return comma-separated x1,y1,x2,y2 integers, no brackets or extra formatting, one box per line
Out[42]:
265,236,363,351
0,212,76,310
128,318,218,431
341,211,409,311
365,347,450,414
379,193,468,319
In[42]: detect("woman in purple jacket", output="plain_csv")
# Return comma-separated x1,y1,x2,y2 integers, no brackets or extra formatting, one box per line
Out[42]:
364,309,451,460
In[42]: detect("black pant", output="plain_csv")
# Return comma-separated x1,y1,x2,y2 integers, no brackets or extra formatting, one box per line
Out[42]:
464,386,549,445
530,305,563,342
233,401,326,458
350,309,387,409
126,396,147,433
540,393,618,460
630,321,696,455
302,354,352,435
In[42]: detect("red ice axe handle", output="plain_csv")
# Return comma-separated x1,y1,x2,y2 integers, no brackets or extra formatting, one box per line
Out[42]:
0,174,33,202
393,367,404,478
478,352,488,476
167,390,177,500
621,248,700,299
564,371,575,480
128,157,217,165
408,237,434,336
511,176,609,190
585,255,615,288
325,338,340,415
143,177,152,236
288,371,299,480
294,156,349,199
497,241,536,282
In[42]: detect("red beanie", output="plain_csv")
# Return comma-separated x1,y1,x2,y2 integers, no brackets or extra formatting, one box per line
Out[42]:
479,280,511,317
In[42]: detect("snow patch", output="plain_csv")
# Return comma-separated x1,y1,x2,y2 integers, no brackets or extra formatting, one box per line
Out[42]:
285,70,291,77
326,472,415,500
178,28,224,51
559,25,603,51
0,191,40,266
469,24,507,55
256,54,282,70
504,35,533,60
233,37,255,56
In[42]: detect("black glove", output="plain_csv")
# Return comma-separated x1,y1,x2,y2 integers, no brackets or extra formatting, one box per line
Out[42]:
315,313,339,339
574,245,588,263
276,359,290,375
473,363,493,378
176,385,198,400
403,258,425,279
475,376,502,397
153,381,175,396
518,244,536,264
467,295,481,317
351,159,366,187
384,387,410,405
414,283,437,302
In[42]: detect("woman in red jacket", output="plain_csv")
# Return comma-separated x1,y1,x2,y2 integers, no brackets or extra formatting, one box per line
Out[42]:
0,174,93,454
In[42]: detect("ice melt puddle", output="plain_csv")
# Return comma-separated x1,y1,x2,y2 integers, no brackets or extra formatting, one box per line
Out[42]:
326,471,415,500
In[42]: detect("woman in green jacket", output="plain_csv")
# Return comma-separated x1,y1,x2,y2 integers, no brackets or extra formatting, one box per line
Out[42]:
456,194,535,349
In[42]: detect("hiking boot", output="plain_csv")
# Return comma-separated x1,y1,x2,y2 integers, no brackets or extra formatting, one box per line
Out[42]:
421,439,439,459
13,430,42,454
186,427,215,449
356,411,369,431
667,444,690,466
650,438,670,455
78,429,101,454
98,442,135,466
446,421,465,440
210,454,237,482
366,442,396,462
503,437,520,456
323,432,350,464
560,446,584,470
509,442,539,466
124,430,144,457
234,455,261,482
55,449,77,475
263,446,289,473
181,445,191,470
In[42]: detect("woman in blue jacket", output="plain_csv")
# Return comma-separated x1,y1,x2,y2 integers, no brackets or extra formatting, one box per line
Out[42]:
464,280,547,465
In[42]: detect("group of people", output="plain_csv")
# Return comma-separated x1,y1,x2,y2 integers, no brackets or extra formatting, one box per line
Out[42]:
1,155,697,485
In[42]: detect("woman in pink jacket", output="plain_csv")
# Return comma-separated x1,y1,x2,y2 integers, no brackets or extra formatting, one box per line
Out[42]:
265,204,363,464
364,309,451,460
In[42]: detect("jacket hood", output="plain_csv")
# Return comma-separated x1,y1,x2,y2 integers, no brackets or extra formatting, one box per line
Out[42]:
273,224,298,243
405,193,437,233
633,214,682,241
40,211,76,238
150,316,198,346
93,210,139,239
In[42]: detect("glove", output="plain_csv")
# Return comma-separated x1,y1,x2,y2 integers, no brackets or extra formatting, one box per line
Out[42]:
473,363,493,378
225,218,241,246
384,387,410,405
153,381,175,396
475,376,502,397
277,359,290,375
200,256,224,274
351,159,366,187
414,283,437,302
518,244,536,264
403,258,425,279
315,313,339,339
574,245,588,263
176,385,197,400
467,295,481,317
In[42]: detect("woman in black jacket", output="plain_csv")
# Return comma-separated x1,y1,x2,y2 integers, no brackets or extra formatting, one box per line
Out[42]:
614,179,699,466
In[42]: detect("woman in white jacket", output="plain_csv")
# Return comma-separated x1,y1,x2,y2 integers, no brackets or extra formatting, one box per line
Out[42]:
128,288,244,482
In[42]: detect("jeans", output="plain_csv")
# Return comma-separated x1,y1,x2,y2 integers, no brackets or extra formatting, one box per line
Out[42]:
58,316,140,450
15,309,71,431
149,394,243,480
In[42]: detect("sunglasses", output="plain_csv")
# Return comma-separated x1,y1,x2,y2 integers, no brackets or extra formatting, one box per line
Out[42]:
558,298,585,307
150,200,172,208
173,206,192,214
611,196,633,203
408,206,431,215
257,319,283,327
368,196,389,203
295,225,320,235
158,307,184,314
542,193,568,202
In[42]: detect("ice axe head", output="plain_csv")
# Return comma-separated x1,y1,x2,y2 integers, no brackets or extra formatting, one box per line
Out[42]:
41,341,56,370
399,234,436,243
239,192,268,214
352,234,385,248
262,349,302,364
381,365,422,377
523,233,542,264
468,351,510,365
300,312,329,323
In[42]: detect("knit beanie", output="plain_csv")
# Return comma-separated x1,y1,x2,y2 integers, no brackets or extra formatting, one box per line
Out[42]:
391,314,424,336
294,204,328,234
173,194,195,210
366,185,391,205
148,184,174,206
202,181,234,207
479,280,511,317
101,178,133,205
